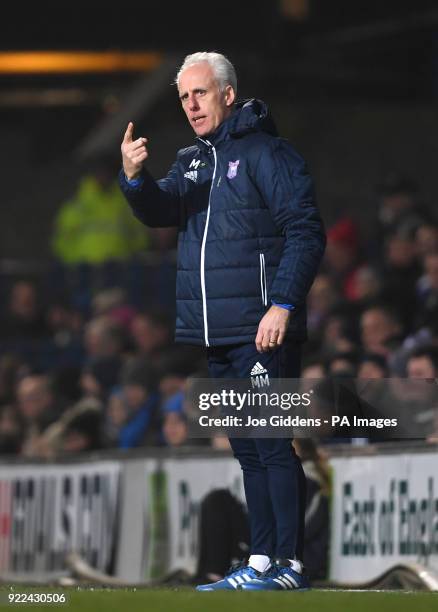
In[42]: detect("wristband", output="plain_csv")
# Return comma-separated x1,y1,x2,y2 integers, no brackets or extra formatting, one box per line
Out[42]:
271,301,295,311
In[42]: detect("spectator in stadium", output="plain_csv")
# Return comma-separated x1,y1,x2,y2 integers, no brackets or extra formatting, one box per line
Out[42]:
301,361,326,380
80,355,122,402
319,304,359,358
299,360,326,396
406,345,438,379
15,373,65,457
156,346,206,400
194,489,251,587
325,218,365,301
119,51,325,591
360,304,403,358
162,409,189,447
34,396,104,458
393,346,438,438
52,157,150,264
326,351,358,377
80,317,125,403
306,274,339,343
0,404,24,454
105,358,160,448
130,309,172,362
0,354,25,405
159,386,210,448
0,280,48,340
91,287,137,332
376,173,429,245
46,296,83,341
379,231,420,327
415,251,438,331
415,223,438,258
60,408,104,454
38,296,85,371
356,354,391,434
348,265,382,306
83,316,126,359
357,353,389,379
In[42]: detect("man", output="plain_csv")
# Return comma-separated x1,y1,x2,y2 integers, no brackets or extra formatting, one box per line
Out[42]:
400,346,438,438
407,346,438,380
52,158,149,264
16,374,62,457
360,304,403,356
119,52,325,591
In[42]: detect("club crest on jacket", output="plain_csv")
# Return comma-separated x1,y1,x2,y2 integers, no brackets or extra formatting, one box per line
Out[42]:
227,160,240,179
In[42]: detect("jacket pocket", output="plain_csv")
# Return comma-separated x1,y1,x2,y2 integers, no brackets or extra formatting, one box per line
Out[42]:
259,253,268,306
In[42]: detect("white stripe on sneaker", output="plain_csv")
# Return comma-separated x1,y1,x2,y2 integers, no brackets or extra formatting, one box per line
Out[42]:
283,574,300,589
288,574,300,588
227,577,238,589
235,576,244,584
280,575,295,588
273,578,287,589
242,573,252,582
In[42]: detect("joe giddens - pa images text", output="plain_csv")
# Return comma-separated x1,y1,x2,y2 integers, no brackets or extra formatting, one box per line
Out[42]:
198,414,399,429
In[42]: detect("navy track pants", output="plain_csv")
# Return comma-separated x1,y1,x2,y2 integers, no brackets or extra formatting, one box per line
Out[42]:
207,341,306,560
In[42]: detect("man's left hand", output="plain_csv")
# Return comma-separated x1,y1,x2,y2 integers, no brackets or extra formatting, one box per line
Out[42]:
255,305,291,353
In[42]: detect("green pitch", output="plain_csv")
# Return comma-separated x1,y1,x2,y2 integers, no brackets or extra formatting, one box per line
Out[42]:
2,588,438,612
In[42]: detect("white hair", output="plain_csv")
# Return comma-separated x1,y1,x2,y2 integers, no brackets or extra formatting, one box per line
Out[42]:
175,51,237,96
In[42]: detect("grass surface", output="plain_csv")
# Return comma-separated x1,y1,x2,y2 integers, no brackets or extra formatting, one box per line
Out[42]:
1,587,438,612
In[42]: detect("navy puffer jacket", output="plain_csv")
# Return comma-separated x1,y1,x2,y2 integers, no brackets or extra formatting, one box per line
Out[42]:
120,99,326,346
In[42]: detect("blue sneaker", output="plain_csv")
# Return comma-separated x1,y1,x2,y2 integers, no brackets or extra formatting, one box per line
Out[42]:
196,561,261,591
240,559,310,591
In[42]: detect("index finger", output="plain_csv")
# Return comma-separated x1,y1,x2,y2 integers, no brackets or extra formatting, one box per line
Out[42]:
123,122,134,144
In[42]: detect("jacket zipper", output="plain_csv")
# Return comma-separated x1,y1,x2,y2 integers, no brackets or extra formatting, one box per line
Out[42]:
259,253,267,306
199,139,217,346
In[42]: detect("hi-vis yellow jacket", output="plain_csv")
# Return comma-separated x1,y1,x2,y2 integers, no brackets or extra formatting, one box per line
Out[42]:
53,176,149,264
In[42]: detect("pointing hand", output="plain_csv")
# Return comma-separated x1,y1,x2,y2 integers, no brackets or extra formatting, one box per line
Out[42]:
121,122,148,180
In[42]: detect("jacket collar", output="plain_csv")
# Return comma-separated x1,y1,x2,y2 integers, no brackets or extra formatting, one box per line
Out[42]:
195,98,277,151
195,109,237,150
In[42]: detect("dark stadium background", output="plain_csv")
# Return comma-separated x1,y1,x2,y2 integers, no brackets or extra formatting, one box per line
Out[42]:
0,0,438,595
0,0,437,258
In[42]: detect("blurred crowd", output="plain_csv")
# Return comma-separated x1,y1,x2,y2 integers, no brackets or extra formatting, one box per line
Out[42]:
303,174,438,436
0,172,438,459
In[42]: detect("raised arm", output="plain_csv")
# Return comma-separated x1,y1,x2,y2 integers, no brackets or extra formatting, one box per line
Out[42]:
119,122,181,228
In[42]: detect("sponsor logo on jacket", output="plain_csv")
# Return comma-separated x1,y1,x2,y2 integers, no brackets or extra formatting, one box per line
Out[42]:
184,158,204,183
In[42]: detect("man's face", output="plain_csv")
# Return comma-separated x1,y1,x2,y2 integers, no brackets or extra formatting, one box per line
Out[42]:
17,376,52,421
358,361,385,379
10,282,37,319
360,309,398,351
130,314,169,354
407,356,436,379
178,62,235,137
